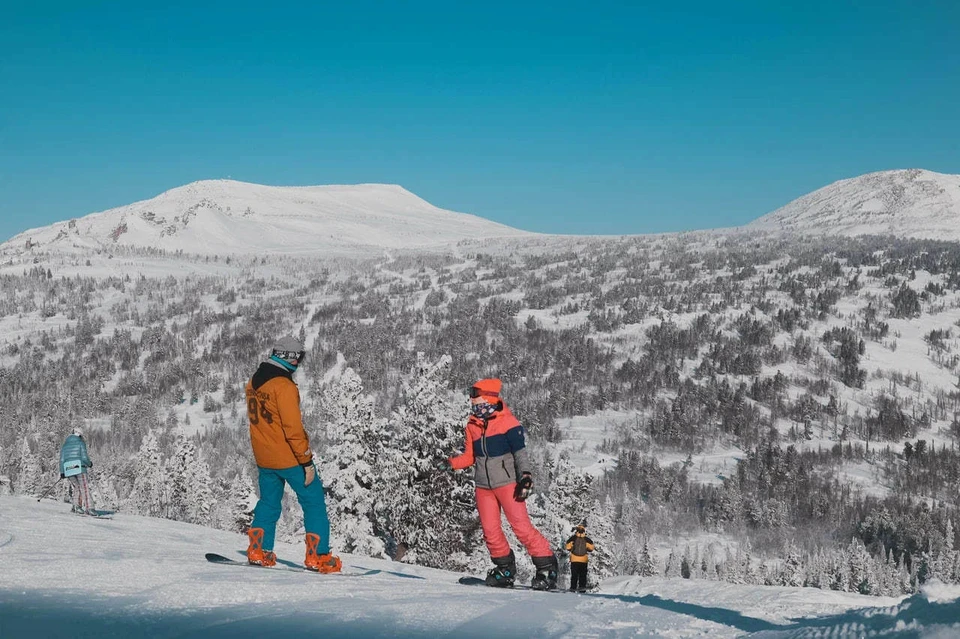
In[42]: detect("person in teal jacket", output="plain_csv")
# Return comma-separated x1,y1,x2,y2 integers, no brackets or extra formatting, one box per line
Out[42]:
59,428,94,514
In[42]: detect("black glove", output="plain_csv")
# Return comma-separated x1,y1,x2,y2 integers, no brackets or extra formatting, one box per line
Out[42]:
435,459,452,472
514,472,533,501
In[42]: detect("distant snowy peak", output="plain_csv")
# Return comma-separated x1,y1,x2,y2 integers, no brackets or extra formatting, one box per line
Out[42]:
749,169,960,241
7,179,531,255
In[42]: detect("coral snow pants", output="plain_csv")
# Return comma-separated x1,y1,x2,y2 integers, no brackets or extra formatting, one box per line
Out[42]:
251,465,331,554
68,474,93,512
476,484,553,558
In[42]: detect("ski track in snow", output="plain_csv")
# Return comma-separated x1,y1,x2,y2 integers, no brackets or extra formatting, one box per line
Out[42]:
2,496,960,638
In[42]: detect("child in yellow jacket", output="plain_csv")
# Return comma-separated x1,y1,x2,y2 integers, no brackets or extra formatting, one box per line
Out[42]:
564,521,595,592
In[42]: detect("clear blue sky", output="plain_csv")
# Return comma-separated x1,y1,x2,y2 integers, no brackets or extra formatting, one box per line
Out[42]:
2,1,958,241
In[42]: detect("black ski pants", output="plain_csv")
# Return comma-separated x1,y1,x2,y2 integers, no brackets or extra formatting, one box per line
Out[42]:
570,561,588,591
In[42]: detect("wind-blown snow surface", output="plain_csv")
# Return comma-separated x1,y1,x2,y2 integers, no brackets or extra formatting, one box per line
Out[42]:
749,169,960,241
2,496,959,638
3,180,531,255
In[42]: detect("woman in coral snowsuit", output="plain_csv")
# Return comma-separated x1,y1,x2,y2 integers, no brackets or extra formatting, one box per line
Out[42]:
449,378,558,589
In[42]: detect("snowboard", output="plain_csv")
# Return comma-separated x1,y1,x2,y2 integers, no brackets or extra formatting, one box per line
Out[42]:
458,575,598,594
206,552,428,579
205,553,379,576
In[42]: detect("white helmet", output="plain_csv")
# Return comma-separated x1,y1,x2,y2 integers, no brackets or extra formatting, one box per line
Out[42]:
270,335,306,371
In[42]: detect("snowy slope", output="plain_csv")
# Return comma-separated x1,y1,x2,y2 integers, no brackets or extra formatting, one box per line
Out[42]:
3,180,532,256
749,169,960,241
2,495,959,638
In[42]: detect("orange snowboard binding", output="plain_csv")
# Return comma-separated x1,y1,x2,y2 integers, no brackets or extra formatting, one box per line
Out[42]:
304,532,342,573
247,528,277,567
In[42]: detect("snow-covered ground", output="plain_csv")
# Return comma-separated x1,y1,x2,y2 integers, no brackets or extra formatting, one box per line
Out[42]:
2,496,958,638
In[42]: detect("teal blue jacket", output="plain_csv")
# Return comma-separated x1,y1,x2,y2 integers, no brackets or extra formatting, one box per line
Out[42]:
59,435,92,476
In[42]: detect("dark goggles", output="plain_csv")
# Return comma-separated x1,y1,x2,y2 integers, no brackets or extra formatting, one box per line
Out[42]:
469,386,499,399
273,349,306,364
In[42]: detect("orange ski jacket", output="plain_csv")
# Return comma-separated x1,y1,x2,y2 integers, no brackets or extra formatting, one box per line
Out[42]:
449,402,530,489
245,362,314,470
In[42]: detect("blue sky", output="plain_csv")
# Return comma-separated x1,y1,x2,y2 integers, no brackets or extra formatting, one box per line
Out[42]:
1,1,958,241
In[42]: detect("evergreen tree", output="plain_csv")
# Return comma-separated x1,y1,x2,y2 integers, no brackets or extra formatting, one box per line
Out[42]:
779,546,805,587
376,354,476,569
167,429,194,521
937,519,956,582
639,539,659,577
16,435,43,496
680,552,692,579
319,367,386,557
533,453,593,554
131,429,166,517
584,496,617,579
187,448,214,525
229,468,257,534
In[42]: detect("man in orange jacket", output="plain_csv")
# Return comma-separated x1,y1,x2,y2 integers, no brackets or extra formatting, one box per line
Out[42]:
449,378,559,590
245,336,341,573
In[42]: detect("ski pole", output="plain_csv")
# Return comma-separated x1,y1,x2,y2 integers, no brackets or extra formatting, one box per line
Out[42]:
36,477,62,502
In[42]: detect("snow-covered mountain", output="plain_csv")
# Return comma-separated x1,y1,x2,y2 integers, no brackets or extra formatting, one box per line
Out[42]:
4,495,958,639
749,169,960,241
3,180,532,256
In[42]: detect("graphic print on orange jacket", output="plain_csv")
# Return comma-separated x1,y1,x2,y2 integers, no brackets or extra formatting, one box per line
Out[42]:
245,364,313,469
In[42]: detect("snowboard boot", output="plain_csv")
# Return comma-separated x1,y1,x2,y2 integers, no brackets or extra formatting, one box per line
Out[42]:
246,528,277,567
531,554,559,591
485,551,517,587
304,533,342,573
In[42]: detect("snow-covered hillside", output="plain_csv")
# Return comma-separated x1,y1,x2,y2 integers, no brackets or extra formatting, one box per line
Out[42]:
2,180,532,256
3,495,958,638
749,169,960,241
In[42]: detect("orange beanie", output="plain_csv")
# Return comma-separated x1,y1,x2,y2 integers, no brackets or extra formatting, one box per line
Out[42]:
471,378,502,400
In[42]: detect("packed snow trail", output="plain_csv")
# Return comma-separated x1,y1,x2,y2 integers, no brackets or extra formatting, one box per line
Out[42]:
2,496,959,638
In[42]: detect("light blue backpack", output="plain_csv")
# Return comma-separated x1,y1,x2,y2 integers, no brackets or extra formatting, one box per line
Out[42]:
62,459,84,477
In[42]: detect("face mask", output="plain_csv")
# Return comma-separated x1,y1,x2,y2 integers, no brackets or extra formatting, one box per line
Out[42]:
471,402,497,419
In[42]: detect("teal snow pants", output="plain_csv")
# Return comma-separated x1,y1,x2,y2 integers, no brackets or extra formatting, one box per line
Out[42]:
251,465,331,554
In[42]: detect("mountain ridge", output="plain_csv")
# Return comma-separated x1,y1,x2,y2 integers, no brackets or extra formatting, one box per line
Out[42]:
4,179,532,256
9,169,960,258
748,168,960,241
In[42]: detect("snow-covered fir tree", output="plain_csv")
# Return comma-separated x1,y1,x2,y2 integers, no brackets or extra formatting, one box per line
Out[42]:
16,435,43,496
318,367,386,557
375,353,476,569
531,452,593,550
131,429,166,517
583,496,617,578
779,545,805,587
228,468,256,534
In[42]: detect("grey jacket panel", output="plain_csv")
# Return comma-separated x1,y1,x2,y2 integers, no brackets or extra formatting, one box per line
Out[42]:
472,424,530,490
474,452,519,490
